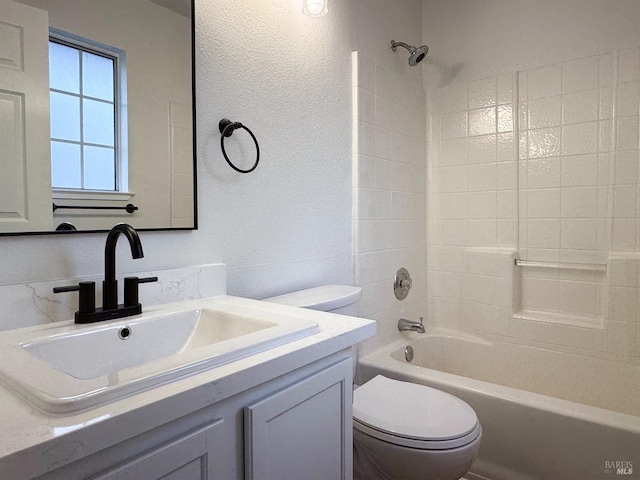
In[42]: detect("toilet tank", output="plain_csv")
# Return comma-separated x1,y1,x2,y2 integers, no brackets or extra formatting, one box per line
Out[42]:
263,285,362,316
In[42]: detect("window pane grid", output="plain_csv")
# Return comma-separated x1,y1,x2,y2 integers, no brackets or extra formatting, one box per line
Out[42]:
49,38,117,191
50,88,115,106
49,139,116,149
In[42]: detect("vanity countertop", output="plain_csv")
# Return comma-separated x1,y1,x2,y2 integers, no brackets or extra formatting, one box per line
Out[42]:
0,295,375,480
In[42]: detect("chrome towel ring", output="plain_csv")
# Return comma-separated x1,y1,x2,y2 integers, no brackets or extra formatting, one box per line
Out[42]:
218,118,260,174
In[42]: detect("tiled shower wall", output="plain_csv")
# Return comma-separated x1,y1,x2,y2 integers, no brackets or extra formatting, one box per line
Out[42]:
515,55,614,327
427,47,640,364
353,52,427,355
427,72,519,336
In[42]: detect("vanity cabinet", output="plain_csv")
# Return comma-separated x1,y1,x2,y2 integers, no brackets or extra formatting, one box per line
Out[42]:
36,353,353,480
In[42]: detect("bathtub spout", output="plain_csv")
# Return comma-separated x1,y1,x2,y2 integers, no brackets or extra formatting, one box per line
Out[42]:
398,317,425,333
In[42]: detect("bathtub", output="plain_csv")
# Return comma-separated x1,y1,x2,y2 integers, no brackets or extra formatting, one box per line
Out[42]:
357,331,640,480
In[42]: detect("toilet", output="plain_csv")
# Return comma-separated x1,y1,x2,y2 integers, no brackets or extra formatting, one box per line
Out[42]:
264,285,482,480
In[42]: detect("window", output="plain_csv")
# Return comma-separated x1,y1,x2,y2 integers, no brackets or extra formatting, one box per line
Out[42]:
48,30,127,193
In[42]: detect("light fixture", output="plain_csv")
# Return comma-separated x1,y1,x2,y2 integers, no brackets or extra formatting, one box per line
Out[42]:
303,0,328,17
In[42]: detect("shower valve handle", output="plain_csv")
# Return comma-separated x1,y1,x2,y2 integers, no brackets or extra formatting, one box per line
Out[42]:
394,268,413,300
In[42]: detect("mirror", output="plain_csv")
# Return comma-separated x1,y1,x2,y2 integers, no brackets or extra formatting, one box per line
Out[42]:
0,0,196,235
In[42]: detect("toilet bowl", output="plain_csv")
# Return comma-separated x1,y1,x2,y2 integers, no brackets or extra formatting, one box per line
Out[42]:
263,285,482,480
353,375,481,480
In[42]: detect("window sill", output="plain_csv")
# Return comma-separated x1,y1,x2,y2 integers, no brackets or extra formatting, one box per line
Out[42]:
52,189,135,202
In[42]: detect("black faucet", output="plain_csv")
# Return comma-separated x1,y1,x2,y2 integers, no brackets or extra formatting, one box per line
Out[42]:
103,223,144,310
53,223,157,324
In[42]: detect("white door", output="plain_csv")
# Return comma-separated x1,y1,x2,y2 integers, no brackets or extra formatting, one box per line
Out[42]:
0,0,52,233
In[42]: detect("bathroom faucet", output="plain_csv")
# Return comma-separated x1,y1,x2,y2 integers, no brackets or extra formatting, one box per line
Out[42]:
398,317,425,333
103,223,144,310
53,223,157,323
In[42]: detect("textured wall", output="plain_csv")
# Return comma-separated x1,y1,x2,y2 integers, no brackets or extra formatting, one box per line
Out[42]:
0,1,422,311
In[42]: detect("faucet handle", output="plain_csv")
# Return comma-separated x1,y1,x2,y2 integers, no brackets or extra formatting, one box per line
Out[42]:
53,285,80,293
124,276,158,307
53,281,96,315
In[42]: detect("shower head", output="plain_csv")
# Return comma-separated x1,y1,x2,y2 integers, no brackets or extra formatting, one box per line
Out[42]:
390,40,429,66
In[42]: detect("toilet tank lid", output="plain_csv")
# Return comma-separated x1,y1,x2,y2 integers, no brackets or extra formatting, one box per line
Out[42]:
263,285,362,311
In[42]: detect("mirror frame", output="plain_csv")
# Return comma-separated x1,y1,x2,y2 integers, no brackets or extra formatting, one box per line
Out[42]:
0,0,197,237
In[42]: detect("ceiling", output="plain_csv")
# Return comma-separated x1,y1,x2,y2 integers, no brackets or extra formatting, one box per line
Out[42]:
149,0,191,18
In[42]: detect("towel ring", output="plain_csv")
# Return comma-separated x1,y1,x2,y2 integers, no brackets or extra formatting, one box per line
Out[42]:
219,118,260,174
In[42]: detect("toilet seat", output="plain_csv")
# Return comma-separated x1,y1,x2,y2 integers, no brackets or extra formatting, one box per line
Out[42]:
353,418,481,450
353,375,481,450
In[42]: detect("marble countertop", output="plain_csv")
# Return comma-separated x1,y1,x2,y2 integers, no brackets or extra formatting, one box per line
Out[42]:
0,295,375,479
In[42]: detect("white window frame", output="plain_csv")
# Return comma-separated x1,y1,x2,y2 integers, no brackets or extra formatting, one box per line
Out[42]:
49,27,130,200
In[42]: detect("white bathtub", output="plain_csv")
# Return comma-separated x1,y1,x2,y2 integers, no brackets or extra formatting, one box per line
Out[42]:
357,332,640,480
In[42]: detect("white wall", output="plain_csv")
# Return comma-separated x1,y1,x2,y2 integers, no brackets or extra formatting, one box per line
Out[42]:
422,0,640,87
193,0,423,299
0,1,423,311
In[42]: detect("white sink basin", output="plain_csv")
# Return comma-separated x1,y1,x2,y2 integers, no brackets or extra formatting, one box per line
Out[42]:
0,297,318,413
23,308,276,379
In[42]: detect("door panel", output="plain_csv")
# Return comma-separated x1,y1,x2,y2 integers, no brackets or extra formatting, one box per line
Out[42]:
0,1,52,232
245,360,353,480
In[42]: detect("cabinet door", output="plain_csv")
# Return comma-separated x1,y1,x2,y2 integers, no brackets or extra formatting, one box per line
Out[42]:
93,419,224,480
245,360,353,480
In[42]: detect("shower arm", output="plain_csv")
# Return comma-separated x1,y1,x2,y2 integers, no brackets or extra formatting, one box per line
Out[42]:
390,41,415,53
